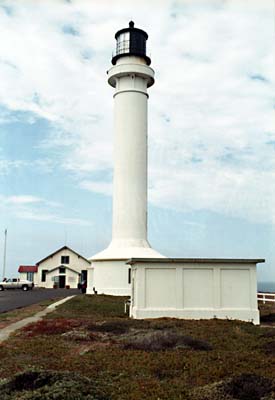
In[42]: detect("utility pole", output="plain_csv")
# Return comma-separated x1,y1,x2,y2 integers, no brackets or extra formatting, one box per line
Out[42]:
3,229,7,280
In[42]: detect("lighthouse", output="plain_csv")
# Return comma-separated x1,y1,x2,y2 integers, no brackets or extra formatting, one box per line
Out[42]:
87,21,164,296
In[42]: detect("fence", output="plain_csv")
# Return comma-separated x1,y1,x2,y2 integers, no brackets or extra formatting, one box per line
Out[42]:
258,292,275,304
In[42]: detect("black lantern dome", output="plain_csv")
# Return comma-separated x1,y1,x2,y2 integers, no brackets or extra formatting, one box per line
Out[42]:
112,21,151,65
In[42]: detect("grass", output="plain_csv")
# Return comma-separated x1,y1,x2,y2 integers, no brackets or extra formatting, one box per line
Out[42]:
0,295,275,399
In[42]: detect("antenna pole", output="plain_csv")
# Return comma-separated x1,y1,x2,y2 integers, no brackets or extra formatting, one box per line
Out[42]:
3,229,7,280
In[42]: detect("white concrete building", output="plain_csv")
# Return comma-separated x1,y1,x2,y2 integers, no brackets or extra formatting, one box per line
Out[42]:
18,246,90,289
87,21,164,296
129,258,265,325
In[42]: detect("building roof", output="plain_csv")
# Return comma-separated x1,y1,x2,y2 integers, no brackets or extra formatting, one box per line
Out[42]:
36,246,91,266
126,257,265,265
18,265,38,273
48,265,80,274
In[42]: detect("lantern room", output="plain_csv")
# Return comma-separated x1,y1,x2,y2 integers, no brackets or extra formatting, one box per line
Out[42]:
112,21,151,65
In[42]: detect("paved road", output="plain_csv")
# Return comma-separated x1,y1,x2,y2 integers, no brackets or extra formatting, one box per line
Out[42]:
0,288,80,313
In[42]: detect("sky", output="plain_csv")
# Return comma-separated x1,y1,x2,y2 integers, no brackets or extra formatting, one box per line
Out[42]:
0,0,274,283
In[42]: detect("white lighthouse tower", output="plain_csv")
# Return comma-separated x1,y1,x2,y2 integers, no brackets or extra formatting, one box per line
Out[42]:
87,21,164,296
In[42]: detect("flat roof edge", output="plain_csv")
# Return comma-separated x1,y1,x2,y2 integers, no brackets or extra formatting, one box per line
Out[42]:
126,258,265,265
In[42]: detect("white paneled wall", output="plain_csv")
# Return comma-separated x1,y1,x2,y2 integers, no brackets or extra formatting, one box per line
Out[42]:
130,259,263,325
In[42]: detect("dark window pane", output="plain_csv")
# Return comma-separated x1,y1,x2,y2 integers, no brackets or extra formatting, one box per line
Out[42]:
128,268,131,284
41,270,48,282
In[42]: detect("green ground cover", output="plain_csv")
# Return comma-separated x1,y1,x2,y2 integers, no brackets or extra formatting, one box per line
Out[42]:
0,295,275,400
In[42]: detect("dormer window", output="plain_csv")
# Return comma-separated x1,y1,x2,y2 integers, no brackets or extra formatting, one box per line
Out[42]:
61,255,69,264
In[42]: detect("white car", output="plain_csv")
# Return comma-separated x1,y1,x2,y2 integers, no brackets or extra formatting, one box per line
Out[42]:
0,278,34,291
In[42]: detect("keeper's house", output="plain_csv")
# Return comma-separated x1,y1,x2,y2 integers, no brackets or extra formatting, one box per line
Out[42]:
18,246,90,289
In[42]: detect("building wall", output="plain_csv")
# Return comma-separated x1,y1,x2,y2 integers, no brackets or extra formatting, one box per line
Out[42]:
131,262,259,324
18,271,39,286
45,268,80,289
36,248,90,288
19,272,27,281
87,260,131,296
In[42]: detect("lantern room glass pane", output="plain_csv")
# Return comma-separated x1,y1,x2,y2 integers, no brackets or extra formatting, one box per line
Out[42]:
116,32,130,55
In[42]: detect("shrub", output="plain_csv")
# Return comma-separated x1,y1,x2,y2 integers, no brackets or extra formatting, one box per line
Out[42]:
123,330,213,352
262,341,275,356
0,370,110,400
223,373,273,400
261,329,275,338
260,313,275,323
179,335,213,351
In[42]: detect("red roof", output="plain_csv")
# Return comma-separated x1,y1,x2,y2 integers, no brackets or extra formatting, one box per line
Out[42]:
18,265,38,273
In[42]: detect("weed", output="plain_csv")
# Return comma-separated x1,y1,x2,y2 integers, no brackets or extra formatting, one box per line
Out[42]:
261,329,275,338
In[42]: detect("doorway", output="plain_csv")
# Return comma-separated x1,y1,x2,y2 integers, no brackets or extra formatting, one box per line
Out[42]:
81,270,87,281
59,275,66,288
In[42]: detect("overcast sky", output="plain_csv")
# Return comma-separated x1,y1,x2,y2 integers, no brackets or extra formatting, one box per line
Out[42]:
0,0,274,282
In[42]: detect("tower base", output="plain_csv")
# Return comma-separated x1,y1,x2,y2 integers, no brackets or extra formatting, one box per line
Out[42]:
87,245,165,296
86,260,131,296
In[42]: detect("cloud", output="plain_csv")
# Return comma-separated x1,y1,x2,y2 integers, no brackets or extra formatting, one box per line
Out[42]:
13,208,91,226
0,158,29,175
0,0,274,225
0,193,91,226
7,195,43,204
80,180,112,196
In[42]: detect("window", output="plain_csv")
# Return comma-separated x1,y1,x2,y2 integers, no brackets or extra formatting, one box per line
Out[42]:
41,270,48,282
128,268,131,284
59,267,66,274
27,272,34,282
116,32,130,55
61,255,70,264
